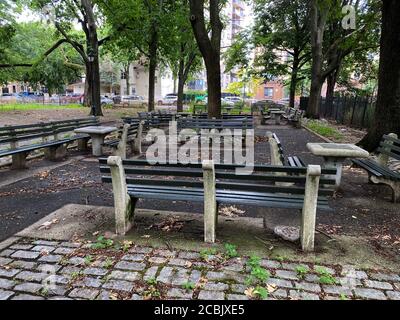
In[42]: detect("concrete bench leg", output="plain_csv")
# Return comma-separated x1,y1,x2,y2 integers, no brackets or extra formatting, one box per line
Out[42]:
77,138,90,151
108,156,135,235
115,124,130,159
45,144,67,161
203,160,217,243
370,176,400,203
132,121,144,155
11,152,28,169
300,165,321,252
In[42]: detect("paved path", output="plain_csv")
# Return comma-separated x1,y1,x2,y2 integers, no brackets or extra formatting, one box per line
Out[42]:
0,237,399,300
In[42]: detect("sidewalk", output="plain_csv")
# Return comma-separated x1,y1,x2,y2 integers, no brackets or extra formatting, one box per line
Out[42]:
1,236,399,300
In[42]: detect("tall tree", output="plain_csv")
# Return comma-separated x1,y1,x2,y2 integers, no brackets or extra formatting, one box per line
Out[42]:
162,0,201,112
359,0,400,151
10,22,82,95
30,0,108,116
189,0,223,118
253,0,311,109
99,0,169,112
308,0,380,117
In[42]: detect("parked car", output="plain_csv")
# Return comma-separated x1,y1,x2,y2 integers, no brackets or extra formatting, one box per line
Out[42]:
223,96,243,105
101,96,114,107
121,95,148,108
158,94,178,106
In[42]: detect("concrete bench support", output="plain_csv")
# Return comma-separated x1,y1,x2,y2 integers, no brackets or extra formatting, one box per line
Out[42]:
11,152,28,170
203,160,217,243
301,165,321,252
378,133,398,166
108,156,134,235
115,124,130,159
44,144,67,161
77,137,90,151
267,132,284,166
132,121,144,155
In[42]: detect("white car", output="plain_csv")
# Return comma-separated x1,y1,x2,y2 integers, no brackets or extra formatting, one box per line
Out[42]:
158,94,178,106
223,96,243,105
121,95,148,108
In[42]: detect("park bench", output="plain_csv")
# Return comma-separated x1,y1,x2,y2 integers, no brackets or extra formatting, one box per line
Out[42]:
268,132,306,168
192,114,253,120
99,157,336,251
282,107,305,128
0,117,99,169
352,133,400,202
177,118,254,131
103,121,144,159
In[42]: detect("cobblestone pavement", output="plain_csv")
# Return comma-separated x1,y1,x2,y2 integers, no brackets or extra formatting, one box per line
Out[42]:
0,237,400,300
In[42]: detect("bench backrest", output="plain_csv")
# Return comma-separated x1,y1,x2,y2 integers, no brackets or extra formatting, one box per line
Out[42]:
99,159,337,198
272,133,286,165
178,118,254,131
378,134,400,161
0,117,99,145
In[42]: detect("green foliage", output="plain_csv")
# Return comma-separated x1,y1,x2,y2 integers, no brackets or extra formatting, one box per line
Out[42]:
224,243,238,258
253,286,268,300
315,266,338,285
182,282,196,291
84,255,93,265
246,255,270,285
104,258,114,269
200,248,218,261
0,104,84,112
91,236,114,250
305,120,343,140
1,21,82,92
146,277,158,286
295,265,309,279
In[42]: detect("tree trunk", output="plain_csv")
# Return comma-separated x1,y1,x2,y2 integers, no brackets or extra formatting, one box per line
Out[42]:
81,0,102,116
125,64,130,95
358,0,400,151
325,68,338,110
177,56,185,113
289,55,300,109
148,28,158,112
89,56,102,116
189,0,222,119
205,56,222,118
308,0,327,118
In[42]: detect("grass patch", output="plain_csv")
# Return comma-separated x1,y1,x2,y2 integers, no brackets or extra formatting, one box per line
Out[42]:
0,103,85,112
305,120,343,141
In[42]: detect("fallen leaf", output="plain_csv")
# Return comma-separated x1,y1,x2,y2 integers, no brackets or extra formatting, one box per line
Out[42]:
267,284,277,293
244,287,255,298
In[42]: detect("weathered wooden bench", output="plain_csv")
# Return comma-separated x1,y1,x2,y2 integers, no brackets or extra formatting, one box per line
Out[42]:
0,117,99,169
99,157,336,251
192,114,253,120
177,118,254,131
103,121,144,159
267,132,305,168
282,107,304,128
352,133,400,202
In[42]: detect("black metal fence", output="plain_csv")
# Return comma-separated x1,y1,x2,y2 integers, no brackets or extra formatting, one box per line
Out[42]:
300,95,376,129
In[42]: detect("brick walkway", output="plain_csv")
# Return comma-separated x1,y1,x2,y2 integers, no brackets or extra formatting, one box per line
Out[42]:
0,237,400,300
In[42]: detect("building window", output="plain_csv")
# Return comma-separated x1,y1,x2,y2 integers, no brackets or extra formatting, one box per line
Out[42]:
264,87,273,98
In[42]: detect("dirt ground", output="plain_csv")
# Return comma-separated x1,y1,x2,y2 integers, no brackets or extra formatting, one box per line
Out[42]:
0,106,146,127
0,123,399,264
